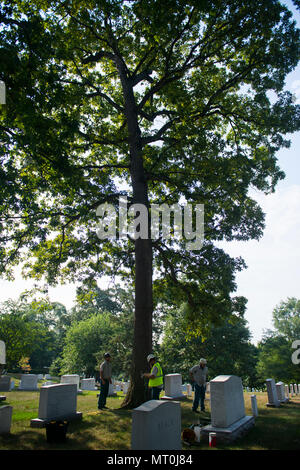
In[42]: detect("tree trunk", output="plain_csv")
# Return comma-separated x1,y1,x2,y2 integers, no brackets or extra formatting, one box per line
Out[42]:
118,69,153,408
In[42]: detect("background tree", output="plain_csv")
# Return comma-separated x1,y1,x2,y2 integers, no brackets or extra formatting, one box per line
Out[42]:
256,298,300,383
59,312,117,376
58,283,136,378
159,303,259,387
0,296,58,371
0,0,299,406
272,298,300,341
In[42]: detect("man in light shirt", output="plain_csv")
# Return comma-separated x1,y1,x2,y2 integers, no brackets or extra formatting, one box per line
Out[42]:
98,352,112,410
189,358,208,413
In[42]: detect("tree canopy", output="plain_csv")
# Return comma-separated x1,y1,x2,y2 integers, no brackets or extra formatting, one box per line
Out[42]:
1,0,299,406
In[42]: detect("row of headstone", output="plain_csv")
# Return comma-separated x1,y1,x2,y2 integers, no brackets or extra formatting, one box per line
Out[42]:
265,378,293,406
245,387,264,393
289,383,300,395
0,374,53,392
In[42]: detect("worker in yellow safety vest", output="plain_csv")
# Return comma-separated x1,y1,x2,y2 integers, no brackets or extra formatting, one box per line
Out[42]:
142,354,164,400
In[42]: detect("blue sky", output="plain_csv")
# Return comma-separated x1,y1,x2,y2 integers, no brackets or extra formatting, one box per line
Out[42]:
0,2,299,345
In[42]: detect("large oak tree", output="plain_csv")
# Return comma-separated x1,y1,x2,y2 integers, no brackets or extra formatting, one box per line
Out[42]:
0,0,299,406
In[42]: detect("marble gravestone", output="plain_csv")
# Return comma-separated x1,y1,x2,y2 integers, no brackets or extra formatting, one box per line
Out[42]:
61,374,82,393
0,375,11,392
251,395,258,417
285,384,289,399
0,405,13,434
266,379,280,407
81,378,97,391
161,374,185,401
30,383,82,427
18,374,39,391
131,400,181,450
0,340,5,365
108,383,117,396
201,375,255,443
276,381,288,403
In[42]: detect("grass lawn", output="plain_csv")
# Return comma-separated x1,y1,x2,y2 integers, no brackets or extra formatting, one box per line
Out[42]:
0,385,300,451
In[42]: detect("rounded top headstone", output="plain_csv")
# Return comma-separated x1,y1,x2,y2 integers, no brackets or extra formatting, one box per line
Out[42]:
0,341,6,364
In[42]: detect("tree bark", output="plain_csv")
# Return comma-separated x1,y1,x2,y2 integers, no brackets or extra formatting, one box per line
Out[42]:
117,68,153,408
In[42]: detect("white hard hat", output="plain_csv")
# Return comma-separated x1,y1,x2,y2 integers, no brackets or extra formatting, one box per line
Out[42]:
199,358,207,364
147,354,156,362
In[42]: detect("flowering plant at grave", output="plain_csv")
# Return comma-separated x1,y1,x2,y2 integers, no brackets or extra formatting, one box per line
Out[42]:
18,357,31,373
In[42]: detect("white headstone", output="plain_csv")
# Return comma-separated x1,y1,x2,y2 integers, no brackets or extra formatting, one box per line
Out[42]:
81,378,97,391
162,374,185,400
276,381,288,403
294,384,298,395
0,341,5,364
122,382,130,394
186,384,192,397
131,400,181,450
201,375,254,443
266,379,280,407
0,375,11,392
251,395,258,417
19,374,39,391
210,375,246,428
61,374,81,393
290,384,294,396
30,383,82,427
0,405,13,434
285,384,289,399
108,383,117,396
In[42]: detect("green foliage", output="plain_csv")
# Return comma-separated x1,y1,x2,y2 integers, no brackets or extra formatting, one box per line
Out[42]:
159,304,259,386
256,298,300,382
59,284,135,378
0,0,299,330
257,332,299,383
59,312,115,376
272,297,300,341
0,296,58,371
